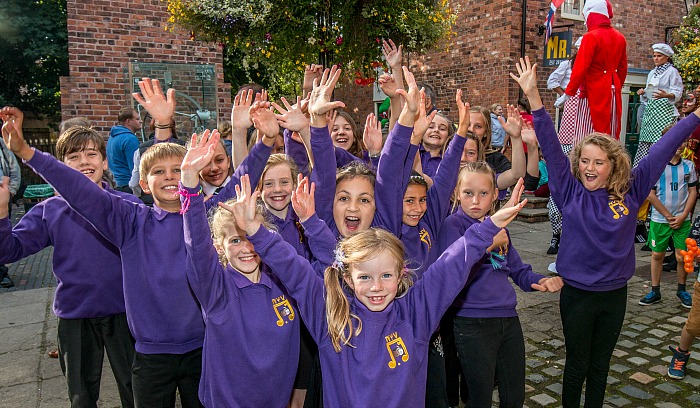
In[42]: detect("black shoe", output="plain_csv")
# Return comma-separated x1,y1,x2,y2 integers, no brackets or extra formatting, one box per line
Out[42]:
634,223,648,243
663,260,678,272
641,244,652,251
547,235,560,255
0,276,15,288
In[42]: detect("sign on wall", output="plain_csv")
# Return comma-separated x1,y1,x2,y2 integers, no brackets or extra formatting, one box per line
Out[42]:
543,31,572,67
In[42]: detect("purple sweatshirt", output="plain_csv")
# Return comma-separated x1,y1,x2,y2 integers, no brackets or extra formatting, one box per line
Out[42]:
534,108,700,290
24,144,271,354
248,217,501,407
439,207,544,317
0,186,138,319
418,145,442,179
402,135,465,276
312,123,412,237
182,187,299,408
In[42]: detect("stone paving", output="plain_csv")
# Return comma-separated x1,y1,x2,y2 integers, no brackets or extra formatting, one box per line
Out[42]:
1,201,700,407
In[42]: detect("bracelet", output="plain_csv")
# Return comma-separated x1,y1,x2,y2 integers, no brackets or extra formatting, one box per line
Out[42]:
154,123,171,129
178,185,203,215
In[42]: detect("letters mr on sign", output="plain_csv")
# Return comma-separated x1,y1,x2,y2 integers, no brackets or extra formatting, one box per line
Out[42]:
543,31,572,67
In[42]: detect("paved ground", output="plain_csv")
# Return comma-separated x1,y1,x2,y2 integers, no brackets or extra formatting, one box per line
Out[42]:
0,203,699,407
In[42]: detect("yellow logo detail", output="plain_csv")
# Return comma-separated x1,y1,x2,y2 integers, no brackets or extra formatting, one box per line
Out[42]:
419,229,432,250
272,295,295,326
608,200,629,219
385,331,409,368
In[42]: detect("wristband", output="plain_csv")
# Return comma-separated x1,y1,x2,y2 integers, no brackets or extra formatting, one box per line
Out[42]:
178,185,203,214
154,123,171,129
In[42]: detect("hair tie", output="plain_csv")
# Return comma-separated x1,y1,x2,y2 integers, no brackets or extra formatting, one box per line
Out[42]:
179,185,203,215
333,247,346,270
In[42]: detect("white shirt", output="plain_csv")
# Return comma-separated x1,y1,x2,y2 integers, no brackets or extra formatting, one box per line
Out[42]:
641,65,684,116
547,60,572,91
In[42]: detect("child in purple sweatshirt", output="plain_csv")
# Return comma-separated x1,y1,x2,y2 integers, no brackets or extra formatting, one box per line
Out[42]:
439,164,563,407
0,124,137,407
1,79,275,407
511,56,700,407
220,171,527,408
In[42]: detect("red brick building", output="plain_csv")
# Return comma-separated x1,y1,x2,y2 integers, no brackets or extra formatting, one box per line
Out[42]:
335,0,688,143
60,0,230,136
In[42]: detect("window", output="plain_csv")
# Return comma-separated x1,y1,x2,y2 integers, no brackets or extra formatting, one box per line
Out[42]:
561,0,585,21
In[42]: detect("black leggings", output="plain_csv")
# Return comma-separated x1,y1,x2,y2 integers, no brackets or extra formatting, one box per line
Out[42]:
560,284,627,408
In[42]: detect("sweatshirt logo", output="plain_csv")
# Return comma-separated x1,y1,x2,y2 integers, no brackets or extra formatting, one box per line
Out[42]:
385,331,409,368
608,200,629,219
272,295,295,326
419,228,432,250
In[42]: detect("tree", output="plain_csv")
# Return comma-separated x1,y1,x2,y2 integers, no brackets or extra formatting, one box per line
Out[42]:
166,0,457,96
673,4,700,88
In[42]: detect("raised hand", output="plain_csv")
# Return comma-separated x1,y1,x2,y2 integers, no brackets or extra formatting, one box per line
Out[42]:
308,65,346,127
413,90,437,143
180,129,221,188
273,96,310,133
303,64,324,93
132,78,175,124
249,101,280,138
531,276,564,292
500,105,523,138
382,39,403,70
232,89,254,130
291,174,316,222
0,106,32,160
219,174,261,236
455,89,471,137
325,110,337,134
378,73,400,99
510,56,538,97
363,113,383,155
395,67,421,127
521,120,538,147
490,178,527,228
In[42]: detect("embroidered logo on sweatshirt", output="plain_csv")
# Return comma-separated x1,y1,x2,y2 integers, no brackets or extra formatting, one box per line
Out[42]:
272,295,295,326
385,332,409,368
608,200,629,219
419,228,432,250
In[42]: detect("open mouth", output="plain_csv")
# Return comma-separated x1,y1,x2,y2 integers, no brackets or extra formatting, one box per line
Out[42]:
162,185,178,192
367,295,386,304
81,169,96,175
585,173,596,182
344,216,361,231
336,137,349,145
269,195,288,202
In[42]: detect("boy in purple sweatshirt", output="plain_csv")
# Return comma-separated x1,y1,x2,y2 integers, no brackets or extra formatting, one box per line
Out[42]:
0,124,137,407
512,56,700,407
1,79,274,407
220,169,527,408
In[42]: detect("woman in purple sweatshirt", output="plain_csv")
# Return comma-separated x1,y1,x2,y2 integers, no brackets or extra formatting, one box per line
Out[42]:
220,171,527,408
511,56,700,407
439,163,563,407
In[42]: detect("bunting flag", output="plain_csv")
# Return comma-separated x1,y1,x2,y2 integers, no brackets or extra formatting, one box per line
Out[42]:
544,0,566,43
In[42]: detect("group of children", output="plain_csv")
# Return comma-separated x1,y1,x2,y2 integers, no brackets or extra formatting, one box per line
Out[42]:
1,49,700,408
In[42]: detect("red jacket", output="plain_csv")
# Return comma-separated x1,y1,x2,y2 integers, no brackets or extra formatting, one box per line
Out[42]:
565,14,627,139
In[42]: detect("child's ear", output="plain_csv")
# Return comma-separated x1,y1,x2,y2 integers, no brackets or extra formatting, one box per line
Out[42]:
343,274,354,290
102,159,108,172
139,179,151,195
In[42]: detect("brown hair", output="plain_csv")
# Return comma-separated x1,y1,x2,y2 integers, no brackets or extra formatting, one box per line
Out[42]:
59,117,90,135
324,228,411,352
259,154,299,191
334,111,366,158
462,132,485,163
139,143,186,181
336,160,376,187
55,127,106,162
117,107,137,123
470,106,495,153
218,120,232,139
570,133,631,201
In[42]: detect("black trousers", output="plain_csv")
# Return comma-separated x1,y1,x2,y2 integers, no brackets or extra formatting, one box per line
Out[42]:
560,284,627,408
57,313,135,408
425,333,449,408
132,347,203,408
454,316,526,408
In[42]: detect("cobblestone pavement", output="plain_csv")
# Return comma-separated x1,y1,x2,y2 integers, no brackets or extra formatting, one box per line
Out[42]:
1,204,699,407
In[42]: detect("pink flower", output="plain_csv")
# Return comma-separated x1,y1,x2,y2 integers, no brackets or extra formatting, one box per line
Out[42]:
335,36,343,45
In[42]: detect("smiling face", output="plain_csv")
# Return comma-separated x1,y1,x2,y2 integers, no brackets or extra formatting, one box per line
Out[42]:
652,51,670,67
140,155,183,212
218,223,261,281
261,163,294,218
422,114,450,153
199,142,231,187
332,115,355,151
577,143,612,191
458,172,498,220
402,183,427,227
344,251,401,312
493,105,503,116
62,141,108,185
333,177,375,238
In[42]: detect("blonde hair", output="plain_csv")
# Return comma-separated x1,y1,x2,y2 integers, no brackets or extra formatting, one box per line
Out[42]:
336,160,376,187
258,154,300,191
139,143,186,181
570,133,631,201
470,106,495,154
209,197,273,266
455,161,498,214
324,228,411,352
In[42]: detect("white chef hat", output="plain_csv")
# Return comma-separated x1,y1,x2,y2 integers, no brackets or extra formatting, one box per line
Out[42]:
652,43,674,57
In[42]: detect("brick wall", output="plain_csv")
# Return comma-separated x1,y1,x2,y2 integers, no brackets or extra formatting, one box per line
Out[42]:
60,0,230,135
335,0,688,126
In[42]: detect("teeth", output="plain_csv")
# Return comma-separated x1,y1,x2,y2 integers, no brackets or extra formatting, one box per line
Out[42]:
240,255,255,261
346,216,359,221
81,170,95,174
163,186,178,190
